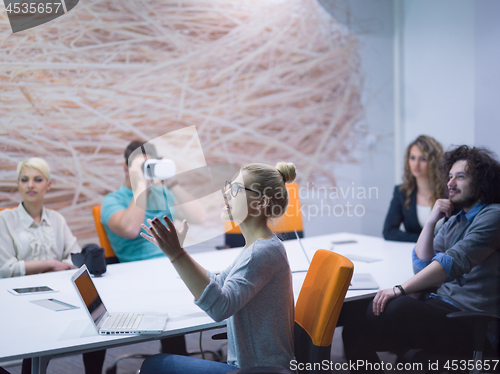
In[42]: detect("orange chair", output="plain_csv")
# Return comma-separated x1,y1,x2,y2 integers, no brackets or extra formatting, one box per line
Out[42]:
92,205,119,264
293,250,353,369
223,182,304,248
227,250,354,374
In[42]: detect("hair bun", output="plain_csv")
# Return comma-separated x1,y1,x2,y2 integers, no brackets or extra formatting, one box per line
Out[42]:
276,162,296,184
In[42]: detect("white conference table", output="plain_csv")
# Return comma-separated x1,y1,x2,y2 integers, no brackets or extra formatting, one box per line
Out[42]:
287,232,415,302
0,233,414,374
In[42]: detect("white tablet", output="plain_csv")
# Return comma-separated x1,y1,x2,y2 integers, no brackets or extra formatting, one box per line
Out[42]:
8,286,57,296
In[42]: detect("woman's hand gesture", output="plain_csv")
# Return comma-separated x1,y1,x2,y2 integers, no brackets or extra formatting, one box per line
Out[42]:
372,287,401,316
141,216,189,261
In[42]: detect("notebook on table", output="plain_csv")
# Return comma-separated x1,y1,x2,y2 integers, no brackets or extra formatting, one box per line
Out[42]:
71,265,167,335
348,273,379,290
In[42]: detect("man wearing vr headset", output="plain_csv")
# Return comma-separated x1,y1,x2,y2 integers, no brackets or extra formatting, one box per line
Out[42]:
102,140,205,262
101,140,206,355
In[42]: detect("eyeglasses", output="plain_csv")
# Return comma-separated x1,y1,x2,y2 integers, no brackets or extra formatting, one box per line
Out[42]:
225,181,260,197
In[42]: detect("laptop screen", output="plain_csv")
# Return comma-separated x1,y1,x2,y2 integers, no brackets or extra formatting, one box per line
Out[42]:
73,267,107,327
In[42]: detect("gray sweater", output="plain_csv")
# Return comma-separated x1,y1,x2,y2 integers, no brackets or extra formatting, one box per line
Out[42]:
195,236,295,370
421,204,500,316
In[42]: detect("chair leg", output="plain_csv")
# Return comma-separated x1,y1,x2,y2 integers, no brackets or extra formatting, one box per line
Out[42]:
187,332,224,362
470,350,483,374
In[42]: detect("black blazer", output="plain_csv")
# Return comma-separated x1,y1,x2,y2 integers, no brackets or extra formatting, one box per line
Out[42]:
383,185,422,242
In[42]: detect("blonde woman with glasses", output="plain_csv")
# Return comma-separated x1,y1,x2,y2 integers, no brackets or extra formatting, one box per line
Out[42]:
140,162,297,374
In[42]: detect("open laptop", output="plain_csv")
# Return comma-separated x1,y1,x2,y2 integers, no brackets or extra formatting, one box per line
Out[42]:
71,265,167,335
294,230,379,290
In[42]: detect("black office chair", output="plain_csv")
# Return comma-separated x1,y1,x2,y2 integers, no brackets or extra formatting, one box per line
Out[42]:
402,311,500,374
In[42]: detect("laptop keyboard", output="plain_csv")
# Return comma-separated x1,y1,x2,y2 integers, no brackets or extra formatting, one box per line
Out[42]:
108,313,144,330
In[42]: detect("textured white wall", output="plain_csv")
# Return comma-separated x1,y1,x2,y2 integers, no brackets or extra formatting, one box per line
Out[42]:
474,0,500,158
402,0,475,156
306,0,395,238
308,0,500,239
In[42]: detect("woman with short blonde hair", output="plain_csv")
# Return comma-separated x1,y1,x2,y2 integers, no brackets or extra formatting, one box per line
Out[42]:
16,157,50,181
0,158,107,374
0,157,79,277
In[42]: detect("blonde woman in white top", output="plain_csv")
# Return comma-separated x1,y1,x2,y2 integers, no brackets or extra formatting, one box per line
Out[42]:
0,158,106,374
0,157,79,277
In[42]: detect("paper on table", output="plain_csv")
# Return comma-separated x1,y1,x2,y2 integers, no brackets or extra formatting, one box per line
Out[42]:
30,298,79,311
343,254,382,263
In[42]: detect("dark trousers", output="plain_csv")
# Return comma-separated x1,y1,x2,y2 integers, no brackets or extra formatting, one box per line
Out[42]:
342,296,490,374
140,354,236,374
21,336,187,374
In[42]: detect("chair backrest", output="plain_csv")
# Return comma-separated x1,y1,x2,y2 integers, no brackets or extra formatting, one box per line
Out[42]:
92,205,118,263
224,182,303,247
294,250,353,371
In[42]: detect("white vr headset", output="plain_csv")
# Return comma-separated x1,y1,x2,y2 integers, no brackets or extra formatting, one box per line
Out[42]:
143,159,176,180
